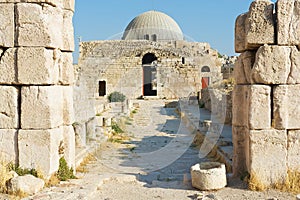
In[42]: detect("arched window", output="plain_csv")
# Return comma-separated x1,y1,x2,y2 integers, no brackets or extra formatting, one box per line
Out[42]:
144,34,149,40
151,34,157,41
201,66,210,72
142,53,157,65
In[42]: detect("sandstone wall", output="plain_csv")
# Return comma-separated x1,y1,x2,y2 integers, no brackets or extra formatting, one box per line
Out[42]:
233,0,300,189
0,0,75,178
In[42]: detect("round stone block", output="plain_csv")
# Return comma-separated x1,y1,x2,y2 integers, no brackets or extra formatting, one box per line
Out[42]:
191,162,227,191
296,194,300,200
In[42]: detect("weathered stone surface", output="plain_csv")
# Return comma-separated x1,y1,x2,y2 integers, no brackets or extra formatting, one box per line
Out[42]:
0,86,19,129
63,126,75,169
8,175,45,195
17,47,59,85
232,85,249,127
191,162,227,191
59,52,74,85
234,51,255,84
248,85,271,130
64,0,75,12
232,126,250,177
16,3,63,48
235,13,247,53
273,85,300,129
0,4,14,47
0,129,17,163
63,86,75,125
249,129,287,187
245,0,275,50
86,117,96,140
252,45,291,84
0,48,16,84
287,130,300,171
277,0,300,46
288,46,300,84
73,122,86,147
62,10,74,51
18,128,63,177
21,86,63,129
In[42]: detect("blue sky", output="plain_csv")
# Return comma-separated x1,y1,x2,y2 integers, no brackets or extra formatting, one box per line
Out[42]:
73,0,256,63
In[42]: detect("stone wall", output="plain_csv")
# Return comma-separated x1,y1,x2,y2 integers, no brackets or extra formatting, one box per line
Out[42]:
0,0,75,178
233,0,300,189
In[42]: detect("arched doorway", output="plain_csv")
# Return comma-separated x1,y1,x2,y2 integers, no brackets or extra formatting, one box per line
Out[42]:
142,53,157,96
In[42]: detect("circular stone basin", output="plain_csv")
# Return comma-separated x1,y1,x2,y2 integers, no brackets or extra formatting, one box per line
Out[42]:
190,162,227,191
297,194,300,200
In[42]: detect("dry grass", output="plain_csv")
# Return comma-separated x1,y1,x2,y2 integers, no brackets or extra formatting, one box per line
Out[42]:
76,154,97,173
0,161,10,193
248,173,266,191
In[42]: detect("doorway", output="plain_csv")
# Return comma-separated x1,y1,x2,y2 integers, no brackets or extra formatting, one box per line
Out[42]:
202,77,210,89
142,53,157,96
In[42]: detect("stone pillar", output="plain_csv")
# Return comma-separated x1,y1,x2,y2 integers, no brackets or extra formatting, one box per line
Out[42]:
0,0,75,178
233,0,300,190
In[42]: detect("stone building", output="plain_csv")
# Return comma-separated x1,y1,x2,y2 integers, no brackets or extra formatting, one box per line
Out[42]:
76,11,223,102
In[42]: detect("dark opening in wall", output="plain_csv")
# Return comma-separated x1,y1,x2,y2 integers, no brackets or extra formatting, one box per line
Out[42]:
99,81,106,96
151,34,157,41
201,66,210,72
144,34,149,40
182,57,185,64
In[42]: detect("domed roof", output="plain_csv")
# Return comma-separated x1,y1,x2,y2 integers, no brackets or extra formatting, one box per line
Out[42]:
122,11,184,41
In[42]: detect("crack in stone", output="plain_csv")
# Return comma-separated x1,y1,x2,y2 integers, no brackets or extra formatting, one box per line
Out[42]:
0,47,8,61
0,112,9,118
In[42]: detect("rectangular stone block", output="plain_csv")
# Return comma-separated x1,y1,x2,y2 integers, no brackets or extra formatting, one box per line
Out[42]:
62,10,74,51
0,86,19,129
287,130,300,171
288,46,300,84
232,126,250,177
18,128,63,177
64,0,75,12
59,52,74,85
277,0,300,46
63,126,75,169
21,86,63,129
235,13,247,53
234,51,255,84
252,45,291,84
274,85,300,129
0,4,14,47
62,86,75,126
0,129,17,164
0,48,17,84
245,0,275,50
249,129,287,187
16,3,63,49
17,47,59,85
73,122,86,147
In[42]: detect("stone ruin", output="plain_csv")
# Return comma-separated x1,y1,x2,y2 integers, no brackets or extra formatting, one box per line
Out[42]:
233,0,300,189
0,0,75,178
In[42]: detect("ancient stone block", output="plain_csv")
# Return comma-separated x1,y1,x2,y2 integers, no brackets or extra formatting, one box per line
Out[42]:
234,51,255,84
0,4,14,47
73,122,86,147
59,52,74,85
0,86,19,129
62,86,75,125
62,126,75,169
287,130,300,171
86,117,96,140
64,0,75,12
288,46,300,84
235,13,247,53
277,0,300,46
8,175,45,196
249,129,287,187
62,10,74,51
0,129,17,163
273,85,300,129
0,48,17,84
232,126,249,177
18,128,63,177
16,3,63,49
21,86,63,129
17,47,59,85
252,45,291,84
232,85,249,127
245,0,275,50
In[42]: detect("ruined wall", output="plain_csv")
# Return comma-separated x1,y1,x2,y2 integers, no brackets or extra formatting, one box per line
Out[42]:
0,0,75,178
233,0,300,189
78,40,222,100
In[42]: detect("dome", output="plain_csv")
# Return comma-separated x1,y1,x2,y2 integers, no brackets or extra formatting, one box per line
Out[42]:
122,11,184,41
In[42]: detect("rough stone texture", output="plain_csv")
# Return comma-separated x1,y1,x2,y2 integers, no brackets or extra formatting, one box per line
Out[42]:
0,48,16,84
59,52,74,85
8,175,45,195
0,129,17,163
63,0,75,12
273,85,300,129
232,85,249,128
18,128,63,177
249,129,287,187
73,122,86,147
245,0,275,50
234,51,256,84
86,117,96,140
287,130,300,171
62,10,74,52
16,3,63,49
277,0,300,46
17,47,59,85
0,86,19,129
63,126,75,169
232,126,250,177
21,86,63,130
63,86,75,126
0,4,14,47
235,13,247,53
288,46,300,84
191,162,227,191
252,45,291,84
